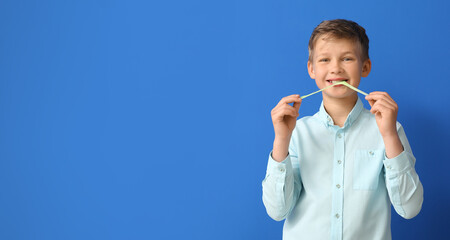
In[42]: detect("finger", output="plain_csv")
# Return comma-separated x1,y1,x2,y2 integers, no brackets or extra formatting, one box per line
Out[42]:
276,107,298,118
370,95,397,110
272,95,301,118
373,93,395,105
293,98,302,112
369,91,393,98
365,93,376,107
278,95,302,106
366,91,395,103
369,97,396,110
370,99,396,114
272,105,297,119
365,93,396,108
282,105,299,117
372,98,395,111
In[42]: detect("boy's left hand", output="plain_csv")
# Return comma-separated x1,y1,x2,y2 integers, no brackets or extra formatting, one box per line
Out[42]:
365,92,398,137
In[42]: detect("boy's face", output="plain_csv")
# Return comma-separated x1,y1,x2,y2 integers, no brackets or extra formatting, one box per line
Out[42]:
307,37,371,100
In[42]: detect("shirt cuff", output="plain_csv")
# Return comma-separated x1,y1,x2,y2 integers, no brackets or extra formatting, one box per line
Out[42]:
267,151,292,176
383,150,414,174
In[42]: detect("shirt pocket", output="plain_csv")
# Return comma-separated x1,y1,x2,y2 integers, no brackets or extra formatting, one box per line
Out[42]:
353,149,384,190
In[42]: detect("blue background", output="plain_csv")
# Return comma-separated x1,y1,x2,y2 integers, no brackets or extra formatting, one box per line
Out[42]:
1,0,449,239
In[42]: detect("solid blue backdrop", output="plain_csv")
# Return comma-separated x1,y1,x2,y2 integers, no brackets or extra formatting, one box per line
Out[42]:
1,0,449,239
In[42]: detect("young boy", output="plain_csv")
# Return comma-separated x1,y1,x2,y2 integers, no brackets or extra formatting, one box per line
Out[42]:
262,19,423,240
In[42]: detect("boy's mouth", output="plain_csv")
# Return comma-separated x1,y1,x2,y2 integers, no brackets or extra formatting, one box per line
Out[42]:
327,79,348,85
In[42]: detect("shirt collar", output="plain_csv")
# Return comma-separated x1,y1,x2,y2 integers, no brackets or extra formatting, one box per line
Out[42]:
317,97,364,129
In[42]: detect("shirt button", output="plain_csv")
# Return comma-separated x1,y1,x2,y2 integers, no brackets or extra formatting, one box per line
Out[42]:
337,160,342,164
335,214,340,218
279,168,285,172
369,151,374,155
386,165,392,170
336,184,341,189
337,133,342,138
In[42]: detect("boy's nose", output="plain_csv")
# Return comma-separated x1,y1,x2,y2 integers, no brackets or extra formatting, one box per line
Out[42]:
330,61,343,74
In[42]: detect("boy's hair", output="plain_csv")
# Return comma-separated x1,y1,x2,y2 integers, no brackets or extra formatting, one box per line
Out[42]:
308,19,369,61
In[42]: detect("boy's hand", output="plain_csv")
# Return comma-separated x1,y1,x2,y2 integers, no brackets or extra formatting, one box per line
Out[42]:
365,92,404,158
271,94,302,162
271,94,302,140
365,92,398,137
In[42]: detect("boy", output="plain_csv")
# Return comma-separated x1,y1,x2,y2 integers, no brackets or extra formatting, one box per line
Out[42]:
262,19,423,240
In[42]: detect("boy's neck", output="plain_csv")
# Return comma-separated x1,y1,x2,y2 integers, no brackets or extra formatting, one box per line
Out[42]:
322,94,358,127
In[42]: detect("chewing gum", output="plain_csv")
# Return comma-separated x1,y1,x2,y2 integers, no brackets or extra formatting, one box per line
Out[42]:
301,81,368,99
340,81,369,96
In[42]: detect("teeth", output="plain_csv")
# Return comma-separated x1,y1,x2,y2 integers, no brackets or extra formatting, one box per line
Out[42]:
329,80,346,82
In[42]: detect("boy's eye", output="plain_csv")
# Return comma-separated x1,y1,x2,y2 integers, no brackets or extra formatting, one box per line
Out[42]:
343,57,354,61
319,58,329,62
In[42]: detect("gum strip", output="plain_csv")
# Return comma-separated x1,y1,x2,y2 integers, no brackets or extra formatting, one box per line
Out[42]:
301,81,368,99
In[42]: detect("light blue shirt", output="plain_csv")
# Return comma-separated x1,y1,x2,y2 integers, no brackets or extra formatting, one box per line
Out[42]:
262,98,423,240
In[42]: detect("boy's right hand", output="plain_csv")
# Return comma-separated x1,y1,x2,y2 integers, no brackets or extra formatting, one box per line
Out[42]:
271,94,302,141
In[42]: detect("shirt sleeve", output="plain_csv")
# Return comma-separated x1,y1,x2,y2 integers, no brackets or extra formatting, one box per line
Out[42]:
383,123,424,219
262,138,303,221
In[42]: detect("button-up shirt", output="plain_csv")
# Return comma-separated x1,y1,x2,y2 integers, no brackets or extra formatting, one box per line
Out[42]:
262,98,423,240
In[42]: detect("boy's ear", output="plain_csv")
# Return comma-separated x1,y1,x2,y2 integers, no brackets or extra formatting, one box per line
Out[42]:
307,61,316,79
362,59,372,77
